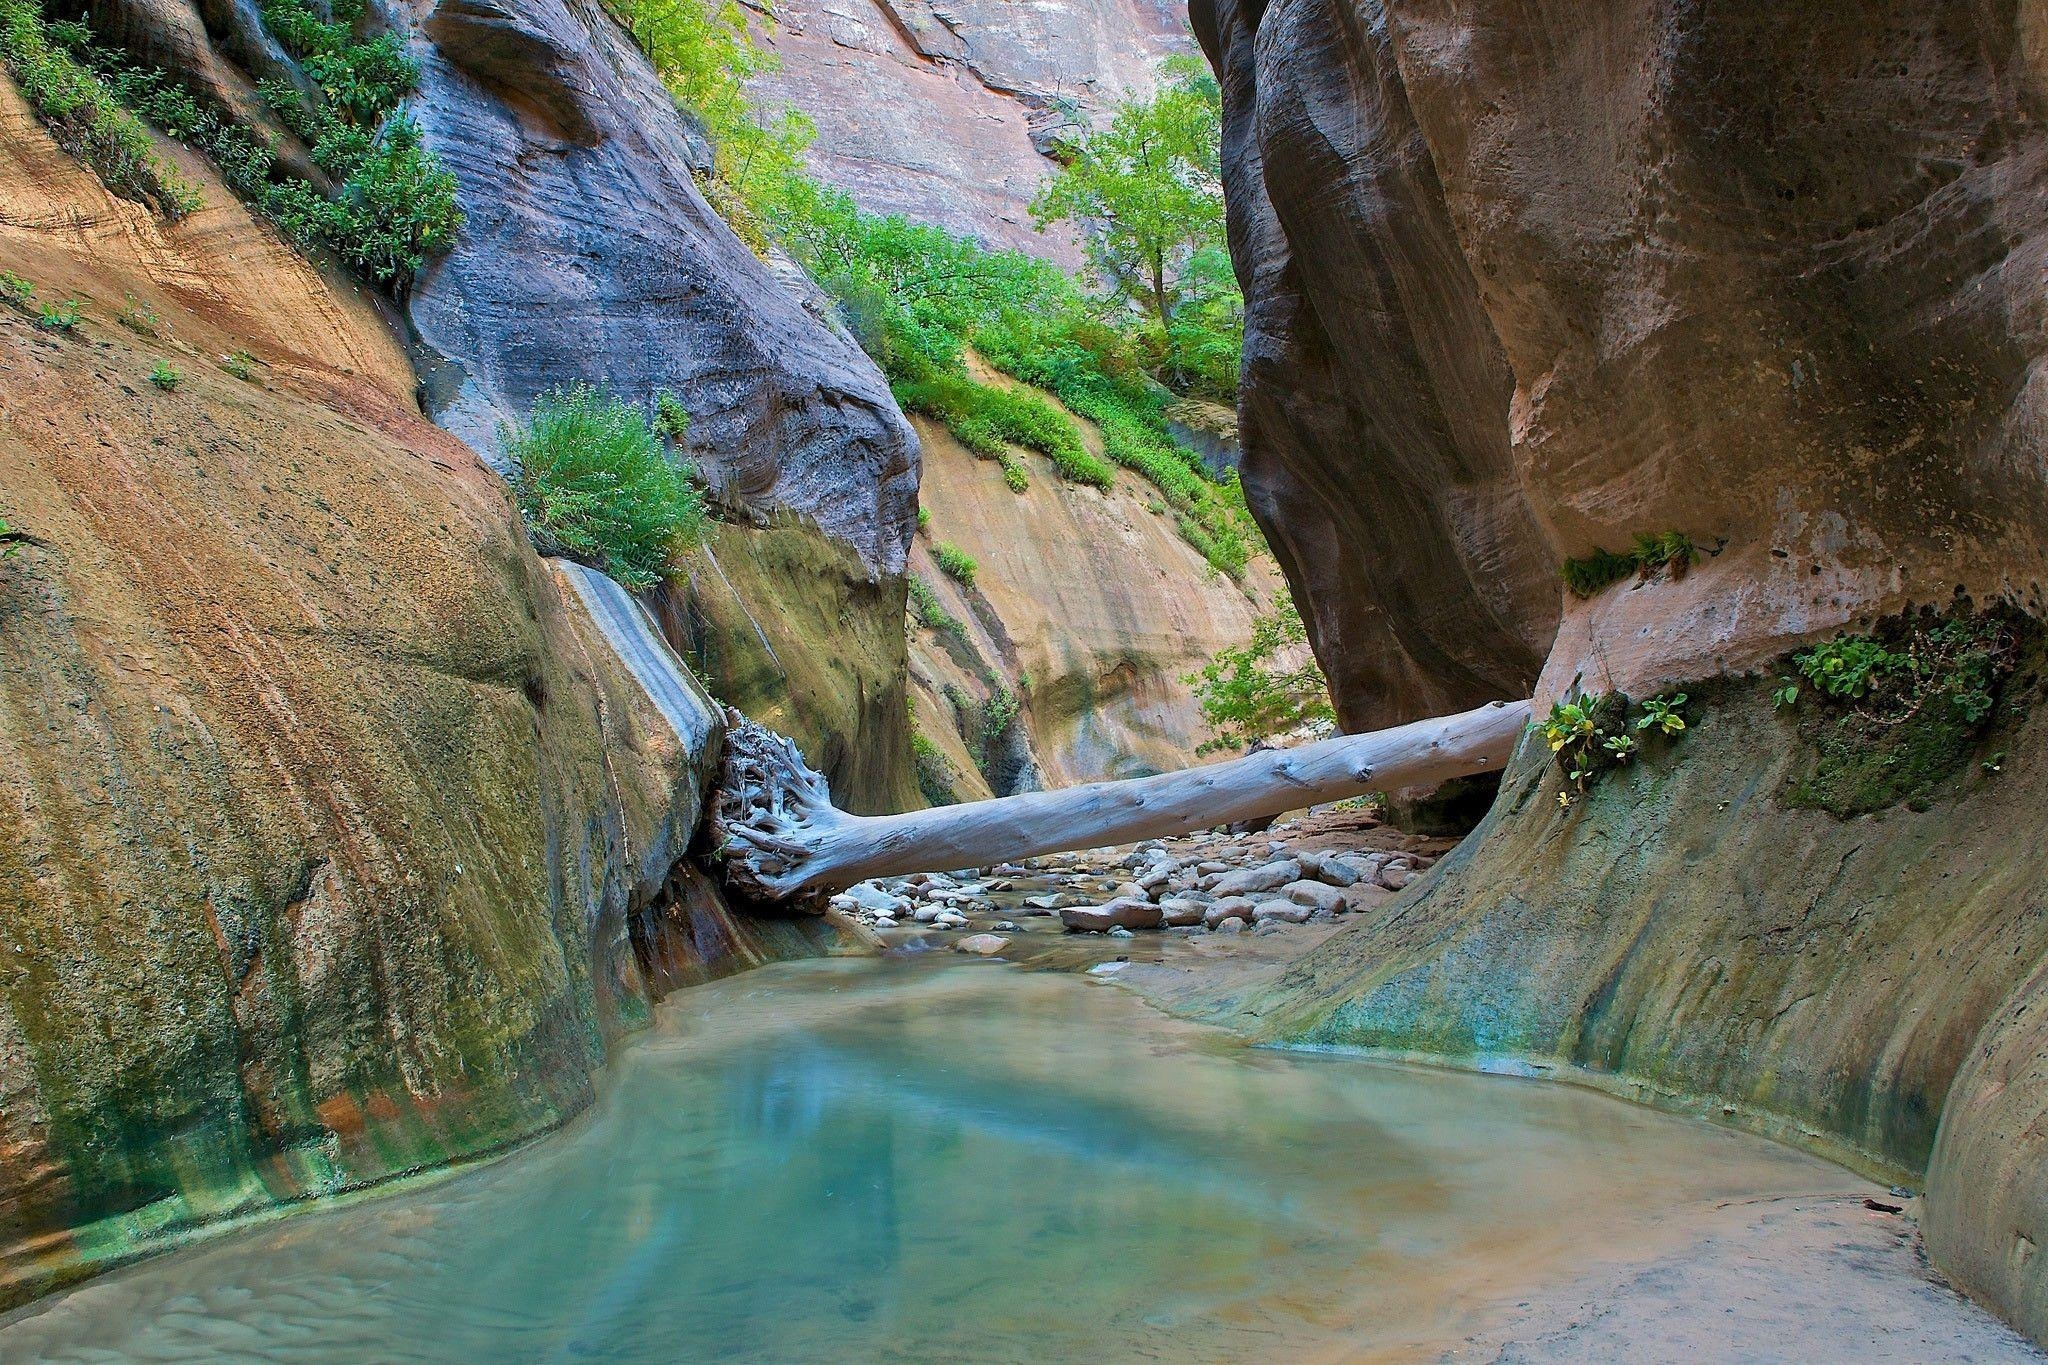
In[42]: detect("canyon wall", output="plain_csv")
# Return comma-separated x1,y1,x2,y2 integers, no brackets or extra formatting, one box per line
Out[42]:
903,414,1279,801
1194,0,2048,1342
0,80,845,1304
409,0,921,812
749,0,1190,265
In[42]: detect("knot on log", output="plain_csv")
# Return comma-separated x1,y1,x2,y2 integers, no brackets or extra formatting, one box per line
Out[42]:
709,709,837,902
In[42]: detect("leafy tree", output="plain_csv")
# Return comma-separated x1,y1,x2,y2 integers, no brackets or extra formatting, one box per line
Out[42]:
1184,596,1335,754
1029,56,1240,395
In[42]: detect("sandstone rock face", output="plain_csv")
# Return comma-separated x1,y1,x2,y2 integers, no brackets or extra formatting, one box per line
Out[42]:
411,0,918,581
1191,0,1557,731
404,0,923,810
1198,0,2048,721
904,412,1279,798
0,80,836,1305
748,0,1191,264
1196,0,2048,1343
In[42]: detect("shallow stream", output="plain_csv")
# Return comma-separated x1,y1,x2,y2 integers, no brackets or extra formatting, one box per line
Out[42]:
0,957,1865,1362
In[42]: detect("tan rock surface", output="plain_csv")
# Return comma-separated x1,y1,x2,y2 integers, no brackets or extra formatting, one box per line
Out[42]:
0,79,836,1305
750,0,1191,264
906,413,1277,795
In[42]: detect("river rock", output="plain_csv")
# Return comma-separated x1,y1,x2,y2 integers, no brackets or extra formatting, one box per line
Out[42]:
1137,863,1178,892
1060,898,1164,932
1297,851,1361,888
1114,880,1151,901
1204,897,1258,929
1210,859,1303,898
955,934,1009,956
1214,917,1246,934
846,884,913,916
1251,900,1312,924
1282,880,1348,915
1377,865,1417,892
1158,898,1208,928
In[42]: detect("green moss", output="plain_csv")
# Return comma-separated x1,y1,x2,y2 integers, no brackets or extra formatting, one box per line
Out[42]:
1781,611,2033,818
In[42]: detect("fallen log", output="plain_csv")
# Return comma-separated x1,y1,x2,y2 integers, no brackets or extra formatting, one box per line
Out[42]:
708,699,1532,904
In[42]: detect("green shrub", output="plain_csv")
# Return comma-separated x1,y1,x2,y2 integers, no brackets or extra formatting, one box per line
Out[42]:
508,386,705,590
0,0,203,216
149,360,180,390
220,349,257,380
916,505,931,533
932,541,978,588
910,723,961,807
653,389,691,441
892,371,1113,490
0,271,31,305
0,513,17,558
36,11,460,289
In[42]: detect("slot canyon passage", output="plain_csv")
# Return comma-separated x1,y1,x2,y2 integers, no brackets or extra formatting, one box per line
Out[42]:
4,0,2048,1361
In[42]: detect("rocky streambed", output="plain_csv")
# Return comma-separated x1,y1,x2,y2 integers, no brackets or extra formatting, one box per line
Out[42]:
828,807,1452,959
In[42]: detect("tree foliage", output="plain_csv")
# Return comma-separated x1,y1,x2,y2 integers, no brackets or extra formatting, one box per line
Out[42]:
1030,56,1240,397
1184,597,1335,754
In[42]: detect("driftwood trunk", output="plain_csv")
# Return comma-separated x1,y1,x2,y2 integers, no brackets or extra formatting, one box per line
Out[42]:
710,699,1531,903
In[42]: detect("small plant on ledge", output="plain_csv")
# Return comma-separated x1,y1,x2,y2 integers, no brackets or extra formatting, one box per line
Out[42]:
933,541,978,588
1538,690,1690,806
149,361,181,390
1561,531,1697,598
508,385,705,591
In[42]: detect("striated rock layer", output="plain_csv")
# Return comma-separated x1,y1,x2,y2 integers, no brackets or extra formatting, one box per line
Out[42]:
903,413,1278,799
748,0,1190,265
0,78,840,1306
407,0,922,810
1196,0,2048,1344
1193,0,1556,731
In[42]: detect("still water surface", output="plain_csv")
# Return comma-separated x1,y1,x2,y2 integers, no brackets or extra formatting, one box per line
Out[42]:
0,958,1858,1362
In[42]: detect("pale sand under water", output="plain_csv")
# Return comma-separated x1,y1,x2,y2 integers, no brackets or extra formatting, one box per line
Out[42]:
0,956,2036,1362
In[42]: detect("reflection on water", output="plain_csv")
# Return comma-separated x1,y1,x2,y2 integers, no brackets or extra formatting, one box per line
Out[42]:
0,959,1859,1363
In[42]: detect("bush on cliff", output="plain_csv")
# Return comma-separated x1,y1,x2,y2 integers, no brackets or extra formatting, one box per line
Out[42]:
1184,596,1334,754
509,387,705,590
0,0,201,216
25,4,461,289
605,3,1260,577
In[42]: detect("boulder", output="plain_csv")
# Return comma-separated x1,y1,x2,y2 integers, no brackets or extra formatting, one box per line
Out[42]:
1158,898,1209,928
1210,859,1303,898
1060,898,1164,932
1282,880,1348,915
1251,900,1312,924
955,934,1010,956
1204,897,1258,928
